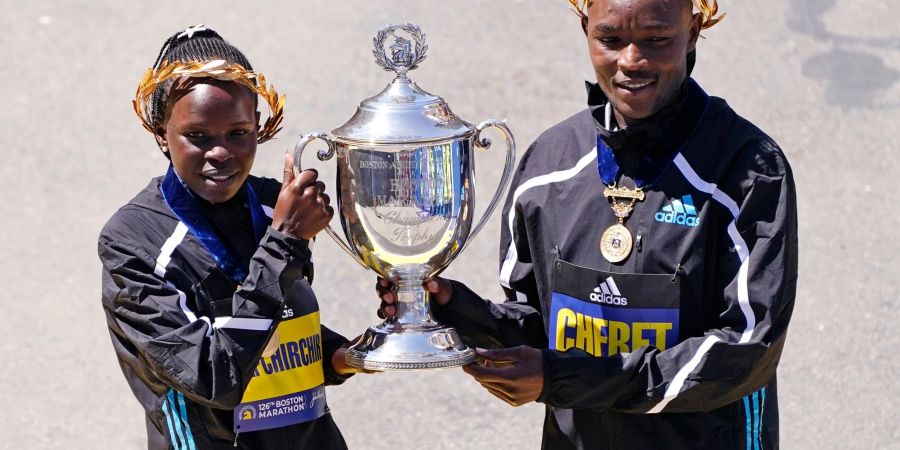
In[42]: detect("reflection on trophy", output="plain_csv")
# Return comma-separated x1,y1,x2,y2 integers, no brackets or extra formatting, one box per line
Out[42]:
294,23,515,370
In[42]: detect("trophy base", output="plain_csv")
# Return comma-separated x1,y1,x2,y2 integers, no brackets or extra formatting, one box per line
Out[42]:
345,322,476,371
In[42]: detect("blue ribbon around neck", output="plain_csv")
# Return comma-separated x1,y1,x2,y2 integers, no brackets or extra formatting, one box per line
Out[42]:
596,136,630,187
160,165,270,282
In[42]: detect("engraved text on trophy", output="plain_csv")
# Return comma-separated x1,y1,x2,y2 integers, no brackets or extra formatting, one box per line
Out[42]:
347,141,472,264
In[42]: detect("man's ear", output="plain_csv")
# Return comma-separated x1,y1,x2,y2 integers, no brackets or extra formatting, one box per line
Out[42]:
687,13,702,52
579,0,592,35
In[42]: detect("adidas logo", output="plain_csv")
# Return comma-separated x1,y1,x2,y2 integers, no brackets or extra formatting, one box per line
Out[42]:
655,195,700,227
589,277,628,306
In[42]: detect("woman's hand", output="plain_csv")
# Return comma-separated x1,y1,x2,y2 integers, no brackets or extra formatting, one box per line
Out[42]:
272,151,333,239
375,277,454,319
331,338,376,376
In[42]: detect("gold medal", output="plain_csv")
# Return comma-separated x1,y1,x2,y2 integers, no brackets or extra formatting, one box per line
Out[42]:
600,224,633,263
600,184,645,262
262,330,280,358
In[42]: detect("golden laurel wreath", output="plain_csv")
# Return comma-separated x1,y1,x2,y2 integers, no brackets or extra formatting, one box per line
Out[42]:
568,0,725,30
132,59,285,144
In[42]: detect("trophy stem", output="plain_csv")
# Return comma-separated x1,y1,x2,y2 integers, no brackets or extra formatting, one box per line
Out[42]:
345,266,475,371
392,267,437,329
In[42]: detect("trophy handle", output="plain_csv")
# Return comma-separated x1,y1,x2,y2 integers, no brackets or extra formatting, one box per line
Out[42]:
463,119,516,252
293,133,367,267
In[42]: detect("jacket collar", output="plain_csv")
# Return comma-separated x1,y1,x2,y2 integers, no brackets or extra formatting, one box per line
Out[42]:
586,79,690,151
127,172,258,220
588,78,712,186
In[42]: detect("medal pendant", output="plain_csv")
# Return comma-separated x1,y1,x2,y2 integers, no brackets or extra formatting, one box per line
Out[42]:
603,186,646,201
262,330,281,358
600,223,633,263
600,183,642,262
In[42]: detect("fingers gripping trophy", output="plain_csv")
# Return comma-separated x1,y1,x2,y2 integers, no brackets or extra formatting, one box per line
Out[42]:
294,24,515,371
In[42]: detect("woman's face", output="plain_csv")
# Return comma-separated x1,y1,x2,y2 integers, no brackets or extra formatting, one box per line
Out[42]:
157,79,259,203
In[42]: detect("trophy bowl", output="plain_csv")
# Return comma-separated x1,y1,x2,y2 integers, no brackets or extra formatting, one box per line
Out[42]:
294,23,515,370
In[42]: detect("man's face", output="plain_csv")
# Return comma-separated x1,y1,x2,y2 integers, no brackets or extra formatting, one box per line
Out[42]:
586,0,700,125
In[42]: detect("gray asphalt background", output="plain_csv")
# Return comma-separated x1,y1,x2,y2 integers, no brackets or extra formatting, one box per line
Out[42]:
1,0,898,448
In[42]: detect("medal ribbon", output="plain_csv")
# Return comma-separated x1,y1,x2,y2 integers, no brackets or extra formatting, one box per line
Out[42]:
596,78,711,188
160,165,270,282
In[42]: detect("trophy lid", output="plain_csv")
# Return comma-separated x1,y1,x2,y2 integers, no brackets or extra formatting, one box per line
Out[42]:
331,24,473,145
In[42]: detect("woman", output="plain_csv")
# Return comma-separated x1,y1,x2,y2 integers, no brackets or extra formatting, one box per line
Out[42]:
99,25,359,449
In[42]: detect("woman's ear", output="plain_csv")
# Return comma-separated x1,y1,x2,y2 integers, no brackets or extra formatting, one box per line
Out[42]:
154,125,169,154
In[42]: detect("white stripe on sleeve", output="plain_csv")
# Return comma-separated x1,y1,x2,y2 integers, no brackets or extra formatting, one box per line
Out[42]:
156,222,271,334
155,222,189,278
672,154,754,343
211,317,273,331
500,149,597,288
647,335,722,414
645,153,756,414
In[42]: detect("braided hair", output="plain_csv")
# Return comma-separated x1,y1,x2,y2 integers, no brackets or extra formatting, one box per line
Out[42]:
149,25,255,129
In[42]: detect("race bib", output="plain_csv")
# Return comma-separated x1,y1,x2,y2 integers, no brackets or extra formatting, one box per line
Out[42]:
234,311,327,433
549,260,680,356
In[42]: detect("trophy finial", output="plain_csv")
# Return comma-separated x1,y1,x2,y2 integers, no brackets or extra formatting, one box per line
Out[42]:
373,23,428,78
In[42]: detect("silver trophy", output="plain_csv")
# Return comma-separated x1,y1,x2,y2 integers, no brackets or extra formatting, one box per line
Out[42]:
294,23,515,370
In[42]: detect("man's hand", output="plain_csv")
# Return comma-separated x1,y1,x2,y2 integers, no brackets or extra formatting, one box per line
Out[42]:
271,151,333,240
462,346,544,407
375,277,453,319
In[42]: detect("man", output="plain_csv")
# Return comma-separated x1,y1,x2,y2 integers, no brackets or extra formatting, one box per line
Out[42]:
379,1,797,448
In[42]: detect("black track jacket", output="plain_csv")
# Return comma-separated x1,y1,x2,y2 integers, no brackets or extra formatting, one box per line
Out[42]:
433,79,798,449
99,175,349,449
